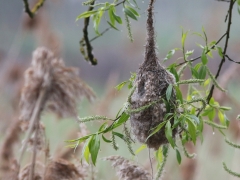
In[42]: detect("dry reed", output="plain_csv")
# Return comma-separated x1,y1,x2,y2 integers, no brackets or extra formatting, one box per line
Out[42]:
105,155,151,180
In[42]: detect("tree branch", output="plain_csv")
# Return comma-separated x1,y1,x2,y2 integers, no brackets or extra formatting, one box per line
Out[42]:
225,55,240,64
206,0,235,103
81,0,98,65
176,32,227,67
22,0,45,18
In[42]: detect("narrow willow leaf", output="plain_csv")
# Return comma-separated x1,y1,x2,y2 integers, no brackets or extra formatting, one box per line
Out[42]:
107,21,119,31
110,112,130,130
198,65,207,79
218,110,225,125
175,86,183,104
165,121,175,148
112,131,125,140
219,106,231,111
135,144,147,154
181,30,188,47
217,46,224,58
191,68,199,78
187,114,199,124
176,149,182,164
204,78,211,87
164,49,175,62
89,135,100,165
111,6,122,24
76,10,98,20
201,50,208,65
108,6,115,25
98,122,108,131
146,121,167,141
186,118,197,144
93,10,104,35
115,81,128,91
102,134,112,143
82,137,92,163
166,84,173,102
169,66,179,82
124,7,137,20
125,5,139,16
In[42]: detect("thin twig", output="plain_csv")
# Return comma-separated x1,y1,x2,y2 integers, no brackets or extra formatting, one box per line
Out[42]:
206,0,235,103
29,123,39,180
225,55,240,64
81,0,97,65
22,0,45,18
176,32,227,67
18,88,47,164
81,27,111,46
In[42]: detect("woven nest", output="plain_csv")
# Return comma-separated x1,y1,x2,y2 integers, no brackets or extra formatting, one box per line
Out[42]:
129,0,177,150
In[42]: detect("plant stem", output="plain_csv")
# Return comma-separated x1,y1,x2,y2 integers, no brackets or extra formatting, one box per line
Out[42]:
18,88,47,164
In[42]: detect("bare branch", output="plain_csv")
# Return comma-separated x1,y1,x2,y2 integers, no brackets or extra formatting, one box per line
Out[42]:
22,0,45,18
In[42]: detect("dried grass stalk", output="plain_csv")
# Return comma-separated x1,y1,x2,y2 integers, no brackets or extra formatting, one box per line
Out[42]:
105,155,151,180
0,120,21,179
129,0,176,150
44,158,86,180
18,47,95,173
19,161,45,180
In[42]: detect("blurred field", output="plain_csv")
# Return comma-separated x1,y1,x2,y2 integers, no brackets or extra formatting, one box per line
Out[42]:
0,0,240,179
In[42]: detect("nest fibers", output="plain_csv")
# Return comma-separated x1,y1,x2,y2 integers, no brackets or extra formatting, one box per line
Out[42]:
129,0,177,150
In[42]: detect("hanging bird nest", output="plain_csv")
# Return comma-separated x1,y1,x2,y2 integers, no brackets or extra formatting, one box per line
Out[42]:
129,0,177,150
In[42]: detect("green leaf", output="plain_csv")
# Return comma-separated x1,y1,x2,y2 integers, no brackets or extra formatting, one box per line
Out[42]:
110,112,130,130
181,30,188,47
186,118,197,144
208,108,216,121
238,0,240,6
187,114,200,124
107,21,119,31
76,10,98,20
198,65,207,79
125,6,139,17
204,78,211,87
82,137,92,163
217,46,224,58
163,144,169,157
146,121,167,141
124,7,137,20
89,135,100,165
166,84,173,102
112,131,125,140
164,49,175,62
165,121,175,148
175,86,183,104
102,134,112,143
219,106,231,111
191,68,199,79
99,122,108,131
176,149,182,164
201,50,208,65
93,10,104,35
169,66,179,82
135,144,147,154
115,81,127,91
218,110,225,125
108,6,115,25
112,8,122,24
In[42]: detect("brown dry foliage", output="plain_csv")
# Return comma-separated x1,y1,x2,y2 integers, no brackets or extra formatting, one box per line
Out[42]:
19,47,95,121
105,155,151,180
44,158,85,180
